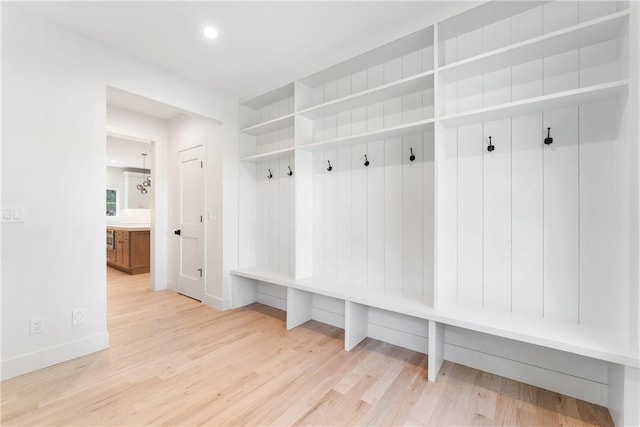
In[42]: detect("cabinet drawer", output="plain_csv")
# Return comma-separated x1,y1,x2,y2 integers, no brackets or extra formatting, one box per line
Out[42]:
115,230,129,240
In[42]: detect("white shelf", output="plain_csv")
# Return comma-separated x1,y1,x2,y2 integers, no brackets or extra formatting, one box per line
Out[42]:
297,71,434,120
298,118,434,151
231,268,295,286
240,147,295,163
230,268,639,367
240,82,295,109
240,113,294,136
439,79,629,128
439,10,630,83
431,305,639,368
300,27,433,88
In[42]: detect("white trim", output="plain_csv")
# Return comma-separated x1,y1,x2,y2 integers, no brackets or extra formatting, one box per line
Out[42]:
1,332,109,381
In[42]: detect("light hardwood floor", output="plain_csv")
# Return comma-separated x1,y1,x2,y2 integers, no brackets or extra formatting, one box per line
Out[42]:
1,267,613,426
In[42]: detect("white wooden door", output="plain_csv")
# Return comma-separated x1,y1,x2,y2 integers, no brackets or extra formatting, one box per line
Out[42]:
176,146,204,301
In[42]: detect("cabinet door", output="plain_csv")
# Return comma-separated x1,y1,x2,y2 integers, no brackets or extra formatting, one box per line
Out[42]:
119,239,130,269
129,231,150,269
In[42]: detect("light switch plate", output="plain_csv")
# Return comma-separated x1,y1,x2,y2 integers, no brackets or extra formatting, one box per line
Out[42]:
1,205,26,223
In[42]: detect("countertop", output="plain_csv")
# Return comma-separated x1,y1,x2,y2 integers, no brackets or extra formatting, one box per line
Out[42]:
107,224,150,232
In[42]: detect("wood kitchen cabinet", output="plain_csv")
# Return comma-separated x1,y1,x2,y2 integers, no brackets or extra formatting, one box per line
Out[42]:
107,228,150,274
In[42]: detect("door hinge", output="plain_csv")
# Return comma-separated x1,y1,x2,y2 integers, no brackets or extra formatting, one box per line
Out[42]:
201,161,203,168
200,215,203,223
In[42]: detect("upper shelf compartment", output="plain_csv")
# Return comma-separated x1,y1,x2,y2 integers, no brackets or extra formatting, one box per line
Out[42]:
297,71,433,120
439,10,630,83
437,0,628,68
239,83,295,133
296,26,434,112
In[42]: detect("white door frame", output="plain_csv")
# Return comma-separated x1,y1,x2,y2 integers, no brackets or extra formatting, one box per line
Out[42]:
106,125,163,291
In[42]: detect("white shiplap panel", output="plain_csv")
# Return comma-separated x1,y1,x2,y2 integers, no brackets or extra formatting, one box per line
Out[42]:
367,102,384,133
423,129,435,302
482,17,511,53
512,113,544,318
256,161,269,269
384,97,402,129
289,155,296,275
402,50,423,78
313,153,325,277
483,69,511,108
337,146,353,284
482,119,512,312
437,127,458,306
457,123,484,309
367,140,385,290
511,5,542,44
402,92,422,125
324,148,339,281
458,75,483,112
367,64,384,89
279,157,291,274
457,28,483,63
384,58,402,84
543,107,579,324
579,99,620,333
269,158,281,271
351,143,368,287
542,1,578,34
402,134,424,297
337,77,352,138
543,50,579,95
384,138,403,294
512,60,543,102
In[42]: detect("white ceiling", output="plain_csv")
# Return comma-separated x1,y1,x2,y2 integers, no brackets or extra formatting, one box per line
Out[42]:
14,1,479,98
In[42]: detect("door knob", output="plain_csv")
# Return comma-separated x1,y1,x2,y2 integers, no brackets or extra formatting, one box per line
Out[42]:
174,229,181,235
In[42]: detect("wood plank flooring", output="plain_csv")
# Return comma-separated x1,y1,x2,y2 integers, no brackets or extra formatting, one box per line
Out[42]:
1,267,613,426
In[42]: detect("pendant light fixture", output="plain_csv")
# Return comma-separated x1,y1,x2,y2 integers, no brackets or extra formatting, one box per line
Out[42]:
136,153,151,194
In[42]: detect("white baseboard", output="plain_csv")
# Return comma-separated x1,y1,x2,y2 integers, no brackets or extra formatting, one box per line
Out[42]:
202,294,230,311
1,331,109,381
444,342,608,406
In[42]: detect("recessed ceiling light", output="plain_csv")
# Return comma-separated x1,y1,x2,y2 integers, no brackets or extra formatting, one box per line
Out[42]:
110,160,118,164
203,26,218,40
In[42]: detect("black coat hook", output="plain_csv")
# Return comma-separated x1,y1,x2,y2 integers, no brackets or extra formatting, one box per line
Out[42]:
409,147,416,162
326,160,333,172
544,127,553,145
267,169,273,179
287,166,293,176
487,136,495,152
364,154,370,167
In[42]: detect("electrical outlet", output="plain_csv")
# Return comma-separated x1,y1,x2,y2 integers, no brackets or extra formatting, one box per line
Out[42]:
30,317,42,334
72,308,85,325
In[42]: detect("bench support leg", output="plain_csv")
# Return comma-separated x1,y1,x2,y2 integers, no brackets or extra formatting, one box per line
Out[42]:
608,364,639,427
231,276,257,309
428,320,444,382
345,301,368,351
286,288,313,330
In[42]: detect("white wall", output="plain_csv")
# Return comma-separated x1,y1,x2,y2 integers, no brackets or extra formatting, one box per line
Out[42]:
0,4,238,379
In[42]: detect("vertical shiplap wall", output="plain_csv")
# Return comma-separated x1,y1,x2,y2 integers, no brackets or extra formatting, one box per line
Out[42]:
311,131,434,302
436,0,631,337
437,101,627,335
255,154,295,275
